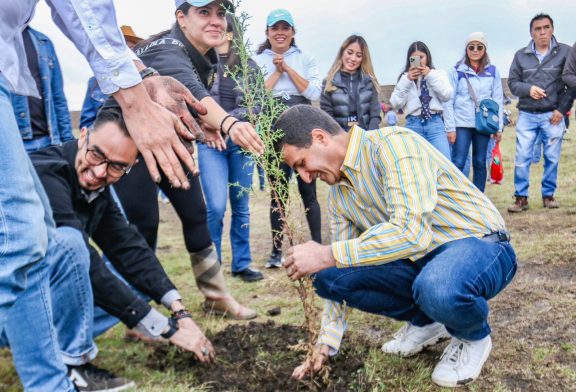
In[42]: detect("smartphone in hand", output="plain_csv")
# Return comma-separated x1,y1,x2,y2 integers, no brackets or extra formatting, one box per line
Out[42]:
409,55,421,68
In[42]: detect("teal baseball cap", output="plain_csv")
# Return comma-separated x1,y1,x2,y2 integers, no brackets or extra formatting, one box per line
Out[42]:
266,9,294,27
175,0,234,11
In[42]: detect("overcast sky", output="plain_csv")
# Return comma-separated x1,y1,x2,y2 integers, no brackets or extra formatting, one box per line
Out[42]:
32,0,576,111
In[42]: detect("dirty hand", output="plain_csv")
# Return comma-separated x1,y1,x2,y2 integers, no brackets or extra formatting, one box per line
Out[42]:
529,85,547,100
116,83,197,188
284,241,336,280
550,109,564,125
447,131,456,144
143,75,207,142
292,345,330,380
201,122,226,151
170,318,215,363
228,121,264,155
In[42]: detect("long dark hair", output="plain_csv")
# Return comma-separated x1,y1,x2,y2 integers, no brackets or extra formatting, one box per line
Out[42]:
223,13,241,68
398,41,434,80
256,25,297,54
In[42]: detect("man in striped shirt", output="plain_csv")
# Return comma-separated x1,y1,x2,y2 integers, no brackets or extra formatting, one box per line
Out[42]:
278,105,517,388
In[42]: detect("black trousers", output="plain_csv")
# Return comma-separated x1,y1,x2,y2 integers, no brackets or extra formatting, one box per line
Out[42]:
113,159,212,253
269,162,321,253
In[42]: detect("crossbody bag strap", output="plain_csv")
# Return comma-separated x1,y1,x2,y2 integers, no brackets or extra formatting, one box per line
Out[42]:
463,72,479,109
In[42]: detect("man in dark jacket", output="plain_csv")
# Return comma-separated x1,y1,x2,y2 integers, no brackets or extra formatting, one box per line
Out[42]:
30,107,215,391
562,43,576,89
508,13,572,213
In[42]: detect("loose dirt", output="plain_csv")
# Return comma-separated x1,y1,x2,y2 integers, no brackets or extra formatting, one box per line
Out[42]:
147,320,370,392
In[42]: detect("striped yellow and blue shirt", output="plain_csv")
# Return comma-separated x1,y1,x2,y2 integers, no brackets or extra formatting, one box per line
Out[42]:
318,125,506,352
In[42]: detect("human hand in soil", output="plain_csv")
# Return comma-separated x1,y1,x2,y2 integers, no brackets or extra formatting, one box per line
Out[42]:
292,344,329,380
284,241,336,280
170,318,215,363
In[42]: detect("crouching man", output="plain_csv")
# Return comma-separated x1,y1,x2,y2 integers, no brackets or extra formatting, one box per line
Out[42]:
279,105,517,387
29,107,215,391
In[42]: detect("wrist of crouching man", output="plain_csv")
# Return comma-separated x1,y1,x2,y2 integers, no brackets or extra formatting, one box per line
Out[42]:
135,308,169,338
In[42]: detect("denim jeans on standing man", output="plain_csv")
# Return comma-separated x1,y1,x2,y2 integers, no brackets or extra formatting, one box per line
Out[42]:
198,140,254,273
452,127,491,192
0,73,74,391
513,111,565,198
405,113,451,159
313,236,516,341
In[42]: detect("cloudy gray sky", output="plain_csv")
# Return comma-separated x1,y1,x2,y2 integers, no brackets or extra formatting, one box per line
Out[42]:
32,0,576,110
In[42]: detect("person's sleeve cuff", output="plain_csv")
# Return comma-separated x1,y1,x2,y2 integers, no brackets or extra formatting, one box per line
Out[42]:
93,48,142,95
332,239,360,268
134,308,168,338
160,290,182,310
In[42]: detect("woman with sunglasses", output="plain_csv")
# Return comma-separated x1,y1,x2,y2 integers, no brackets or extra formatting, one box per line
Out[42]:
444,32,503,192
110,0,258,322
320,35,381,131
254,9,322,268
390,41,453,158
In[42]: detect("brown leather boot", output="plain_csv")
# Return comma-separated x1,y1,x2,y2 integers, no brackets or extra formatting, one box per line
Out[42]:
542,196,560,209
507,196,529,213
190,246,257,320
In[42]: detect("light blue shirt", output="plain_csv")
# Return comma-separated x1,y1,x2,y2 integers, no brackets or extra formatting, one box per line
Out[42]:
0,0,140,97
530,37,558,64
254,46,321,101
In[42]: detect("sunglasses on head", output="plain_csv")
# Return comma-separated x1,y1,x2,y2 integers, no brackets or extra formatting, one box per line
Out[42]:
467,44,485,52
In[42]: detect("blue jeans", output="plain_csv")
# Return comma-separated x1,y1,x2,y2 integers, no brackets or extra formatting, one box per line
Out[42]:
514,111,565,197
405,114,451,159
0,73,74,391
452,127,491,192
313,236,516,341
257,164,266,190
23,135,53,153
1,227,98,364
198,141,254,273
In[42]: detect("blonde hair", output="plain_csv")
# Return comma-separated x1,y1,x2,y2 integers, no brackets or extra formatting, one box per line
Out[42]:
324,35,380,94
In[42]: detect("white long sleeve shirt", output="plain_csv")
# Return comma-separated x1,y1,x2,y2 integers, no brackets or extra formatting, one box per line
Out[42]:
0,0,140,97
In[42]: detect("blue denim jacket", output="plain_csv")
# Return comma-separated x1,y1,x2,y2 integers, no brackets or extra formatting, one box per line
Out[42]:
11,28,73,145
79,76,109,129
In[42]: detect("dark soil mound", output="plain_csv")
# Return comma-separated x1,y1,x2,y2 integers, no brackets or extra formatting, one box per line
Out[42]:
146,320,371,391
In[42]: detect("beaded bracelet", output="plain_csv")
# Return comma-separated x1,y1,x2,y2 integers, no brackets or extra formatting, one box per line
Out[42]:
171,309,193,321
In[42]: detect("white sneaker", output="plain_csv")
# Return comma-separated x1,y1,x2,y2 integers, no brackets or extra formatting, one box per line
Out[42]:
381,322,451,357
431,335,492,387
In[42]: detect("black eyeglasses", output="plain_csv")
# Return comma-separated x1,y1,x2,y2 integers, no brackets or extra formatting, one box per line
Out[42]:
85,129,132,178
467,44,485,52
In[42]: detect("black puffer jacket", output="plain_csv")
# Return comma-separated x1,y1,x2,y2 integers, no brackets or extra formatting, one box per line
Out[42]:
320,70,381,130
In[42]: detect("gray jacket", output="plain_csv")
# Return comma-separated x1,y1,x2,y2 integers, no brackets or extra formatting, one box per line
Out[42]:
562,42,576,89
508,37,572,113
320,70,381,130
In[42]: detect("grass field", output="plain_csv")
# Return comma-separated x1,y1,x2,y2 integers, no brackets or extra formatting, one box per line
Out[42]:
1,107,575,391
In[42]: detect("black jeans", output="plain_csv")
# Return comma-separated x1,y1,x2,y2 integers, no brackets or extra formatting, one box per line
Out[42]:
269,162,321,253
113,159,212,253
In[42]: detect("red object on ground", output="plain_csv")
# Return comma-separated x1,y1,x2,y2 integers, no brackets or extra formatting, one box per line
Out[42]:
490,142,504,184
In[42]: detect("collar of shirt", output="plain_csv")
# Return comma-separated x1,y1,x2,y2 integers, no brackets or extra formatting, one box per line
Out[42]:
337,125,367,186
530,36,558,62
80,187,105,203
